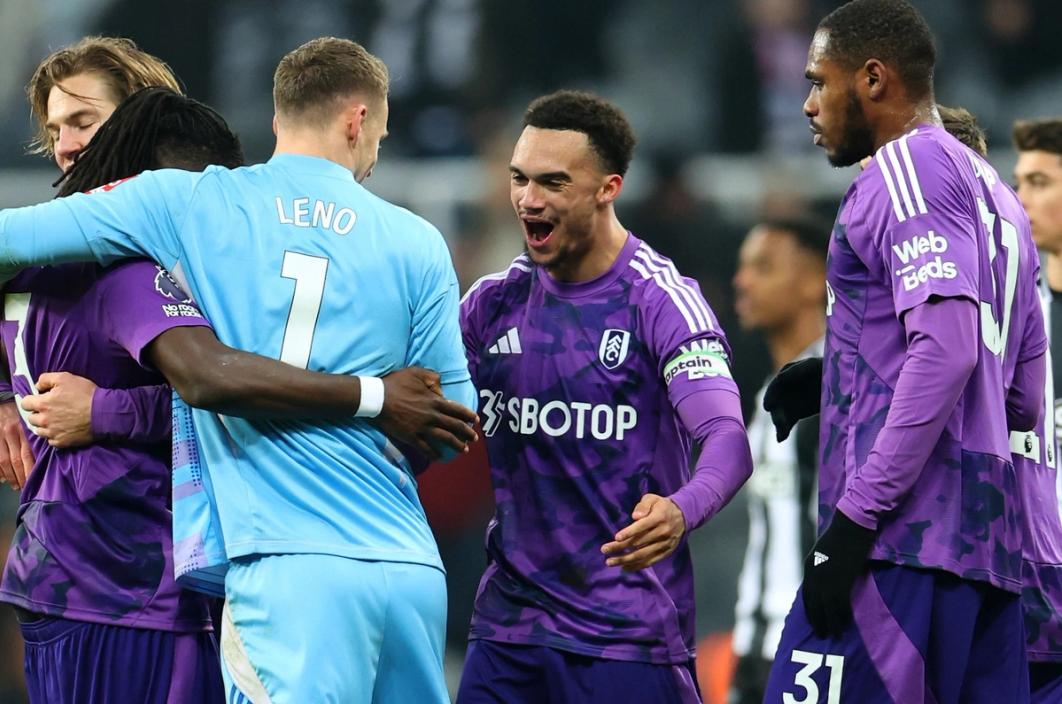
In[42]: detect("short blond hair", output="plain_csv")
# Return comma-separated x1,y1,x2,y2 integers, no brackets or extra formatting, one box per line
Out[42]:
26,36,181,157
273,37,388,126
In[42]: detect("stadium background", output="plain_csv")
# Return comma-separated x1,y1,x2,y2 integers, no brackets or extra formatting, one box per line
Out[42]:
0,0,1057,701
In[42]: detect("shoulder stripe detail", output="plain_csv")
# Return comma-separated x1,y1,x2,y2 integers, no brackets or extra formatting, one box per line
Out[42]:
631,246,713,334
875,131,929,222
877,146,907,221
460,257,531,304
886,142,916,218
898,133,928,215
640,247,715,331
629,258,697,332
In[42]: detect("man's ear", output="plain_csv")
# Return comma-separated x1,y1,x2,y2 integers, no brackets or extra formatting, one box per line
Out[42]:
863,59,888,101
344,104,369,143
598,173,624,206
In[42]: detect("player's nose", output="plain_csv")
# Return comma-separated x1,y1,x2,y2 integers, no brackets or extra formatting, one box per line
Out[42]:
54,129,83,171
803,92,817,118
518,183,545,210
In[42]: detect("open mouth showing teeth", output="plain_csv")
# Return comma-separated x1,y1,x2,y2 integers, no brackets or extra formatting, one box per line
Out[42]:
524,220,554,245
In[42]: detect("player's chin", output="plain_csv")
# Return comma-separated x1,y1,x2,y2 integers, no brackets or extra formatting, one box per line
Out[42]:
524,244,557,267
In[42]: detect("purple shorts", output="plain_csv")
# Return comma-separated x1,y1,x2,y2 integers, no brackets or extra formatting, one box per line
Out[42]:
765,563,1028,704
456,639,701,704
1030,662,1062,704
19,612,223,704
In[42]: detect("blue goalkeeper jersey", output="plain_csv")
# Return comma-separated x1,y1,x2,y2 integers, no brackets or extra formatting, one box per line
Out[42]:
0,154,475,572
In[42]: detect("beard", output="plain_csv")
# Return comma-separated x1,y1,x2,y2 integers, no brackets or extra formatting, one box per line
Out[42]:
827,90,875,167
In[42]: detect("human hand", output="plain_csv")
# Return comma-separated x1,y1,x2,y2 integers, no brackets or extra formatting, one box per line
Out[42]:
0,400,33,489
801,510,876,638
21,372,96,448
601,494,687,571
374,367,478,460
763,357,823,442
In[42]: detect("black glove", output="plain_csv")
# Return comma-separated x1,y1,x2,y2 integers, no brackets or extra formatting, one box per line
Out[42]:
801,510,876,638
762,357,823,442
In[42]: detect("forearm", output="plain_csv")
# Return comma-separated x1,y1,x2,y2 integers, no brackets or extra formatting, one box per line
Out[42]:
148,327,360,418
174,350,360,418
0,199,115,272
669,388,753,530
92,385,172,443
837,297,978,529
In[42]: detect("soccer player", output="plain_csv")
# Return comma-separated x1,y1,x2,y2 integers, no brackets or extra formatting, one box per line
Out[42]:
729,214,829,704
0,36,184,491
5,84,477,704
0,37,475,704
455,90,753,704
1013,117,1062,702
0,86,239,704
762,1,1047,701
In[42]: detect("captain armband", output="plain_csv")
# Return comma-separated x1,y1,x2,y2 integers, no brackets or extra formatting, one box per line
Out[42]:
663,341,732,386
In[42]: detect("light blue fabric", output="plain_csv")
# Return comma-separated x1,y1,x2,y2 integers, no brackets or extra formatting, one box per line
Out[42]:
221,554,448,704
0,155,475,582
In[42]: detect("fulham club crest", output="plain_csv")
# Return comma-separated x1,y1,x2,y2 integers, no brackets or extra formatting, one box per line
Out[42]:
598,329,630,370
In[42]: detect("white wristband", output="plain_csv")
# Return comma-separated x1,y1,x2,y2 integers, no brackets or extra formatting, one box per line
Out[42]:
355,376,385,418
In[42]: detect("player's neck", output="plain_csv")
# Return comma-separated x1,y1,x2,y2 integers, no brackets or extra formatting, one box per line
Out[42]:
1047,252,1062,292
273,133,356,176
870,99,939,153
547,215,628,283
766,310,825,371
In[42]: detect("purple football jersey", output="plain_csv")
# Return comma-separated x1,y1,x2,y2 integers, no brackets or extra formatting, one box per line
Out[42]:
822,125,1039,593
1010,286,1062,661
461,234,739,664
0,259,213,631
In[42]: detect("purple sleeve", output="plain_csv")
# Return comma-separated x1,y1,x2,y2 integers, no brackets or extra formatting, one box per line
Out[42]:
96,260,210,366
836,297,979,530
871,139,980,316
90,260,208,442
1006,269,1049,431
668,387,752,531
1007,351,1047,432
91,384,172,443
459,290,481,380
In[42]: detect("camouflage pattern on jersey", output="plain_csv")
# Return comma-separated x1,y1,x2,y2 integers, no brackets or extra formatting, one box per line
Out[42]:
462,235,739,664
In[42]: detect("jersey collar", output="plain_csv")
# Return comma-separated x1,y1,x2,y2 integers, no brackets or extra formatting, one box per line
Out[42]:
267,153,357,182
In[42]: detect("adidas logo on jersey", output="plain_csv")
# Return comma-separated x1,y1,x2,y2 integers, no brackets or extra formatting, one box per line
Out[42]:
813,551,829,567
488,327,522,355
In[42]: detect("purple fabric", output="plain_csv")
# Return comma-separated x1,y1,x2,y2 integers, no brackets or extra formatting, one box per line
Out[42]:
836,298,978,530
765,563,1029,704
851,568,936,704
20,615,224,704
462,234,740,664
91,384,172,442
1030,662,1062,703
820,125,1038,594
0,260,213,631
669,388,751,530
1006,351,1047,432
456,640,701,704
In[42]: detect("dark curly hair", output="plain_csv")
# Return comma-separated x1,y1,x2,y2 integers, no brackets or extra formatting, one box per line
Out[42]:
56,87,244,197
1013,119,1062,158
761,214,832,263
523,90,637,176
819,0,936,100
939,105,987,157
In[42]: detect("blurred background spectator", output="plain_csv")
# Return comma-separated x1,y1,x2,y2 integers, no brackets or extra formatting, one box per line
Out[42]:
0,1,1056,701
